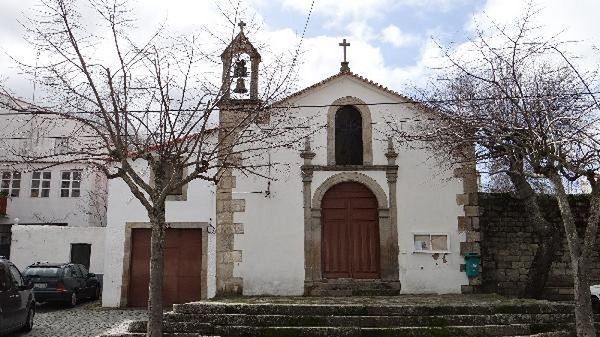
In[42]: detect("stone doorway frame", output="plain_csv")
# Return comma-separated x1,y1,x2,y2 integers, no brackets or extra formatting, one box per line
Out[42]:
304,172,400,284
119,222,209,307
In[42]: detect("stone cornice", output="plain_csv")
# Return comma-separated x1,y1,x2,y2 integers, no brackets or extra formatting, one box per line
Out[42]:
302,164,398,172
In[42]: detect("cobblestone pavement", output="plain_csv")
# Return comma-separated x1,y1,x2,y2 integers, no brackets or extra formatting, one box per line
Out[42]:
9,300,147,337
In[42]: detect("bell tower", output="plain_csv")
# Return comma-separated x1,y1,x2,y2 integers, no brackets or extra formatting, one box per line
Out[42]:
215,21,261,296
220,21,261,101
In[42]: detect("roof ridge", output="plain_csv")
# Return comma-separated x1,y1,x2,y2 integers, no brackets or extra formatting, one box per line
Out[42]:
272,71,417,106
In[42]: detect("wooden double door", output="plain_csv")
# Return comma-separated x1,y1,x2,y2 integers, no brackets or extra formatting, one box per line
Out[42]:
322,182,380,279
128,228,202,307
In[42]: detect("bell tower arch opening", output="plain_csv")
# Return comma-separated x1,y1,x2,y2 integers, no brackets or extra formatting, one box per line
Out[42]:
220,20,262,102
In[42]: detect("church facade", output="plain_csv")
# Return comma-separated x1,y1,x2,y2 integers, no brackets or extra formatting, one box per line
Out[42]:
101,26,479,307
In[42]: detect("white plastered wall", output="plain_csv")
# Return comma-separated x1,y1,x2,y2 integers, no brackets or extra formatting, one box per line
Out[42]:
235,75,467,295
102,160,217,307
10,225,105,274
3,164,107,226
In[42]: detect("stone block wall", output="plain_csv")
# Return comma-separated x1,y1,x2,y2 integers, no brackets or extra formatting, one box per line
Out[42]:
479,193,600,297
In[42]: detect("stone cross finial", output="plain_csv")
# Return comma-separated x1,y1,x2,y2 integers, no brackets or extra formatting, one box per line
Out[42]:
238,20,246,33
304,136,311,152
339,38,351,72
300,136,316,165
385,137,398,165
339,39,350,62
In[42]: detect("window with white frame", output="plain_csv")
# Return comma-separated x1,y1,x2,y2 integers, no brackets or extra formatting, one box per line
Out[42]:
413,233,449,253
60,170,81,197
54,137,70,155
31,171,52,198
0,172,21,197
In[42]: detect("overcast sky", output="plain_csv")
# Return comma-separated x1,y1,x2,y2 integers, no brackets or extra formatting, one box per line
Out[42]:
1,0,599,104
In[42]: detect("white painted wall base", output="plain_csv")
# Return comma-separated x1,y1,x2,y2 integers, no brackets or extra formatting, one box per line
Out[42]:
10,225,105,275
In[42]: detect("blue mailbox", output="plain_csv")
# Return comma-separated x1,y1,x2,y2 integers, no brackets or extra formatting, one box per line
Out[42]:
464,252,481,278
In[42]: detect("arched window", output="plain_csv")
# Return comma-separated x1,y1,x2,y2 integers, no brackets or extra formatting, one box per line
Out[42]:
335,106,363,165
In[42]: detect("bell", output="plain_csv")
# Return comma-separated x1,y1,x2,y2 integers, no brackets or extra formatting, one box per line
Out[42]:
233,77,248,94
234,59,248,78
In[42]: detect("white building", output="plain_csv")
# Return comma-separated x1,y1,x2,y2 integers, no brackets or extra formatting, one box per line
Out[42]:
101,29,480,307
0,94,107,278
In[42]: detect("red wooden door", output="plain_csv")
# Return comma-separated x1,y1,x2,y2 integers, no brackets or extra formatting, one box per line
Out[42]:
128,228,202,307
322,182,380,279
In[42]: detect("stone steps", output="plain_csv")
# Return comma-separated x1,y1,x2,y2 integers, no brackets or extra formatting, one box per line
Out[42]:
103,334,213,337
163,313,576,327
128,323,572,337
173,302,575,316
100,299,600,337
542,287,574,302
164,301,583,337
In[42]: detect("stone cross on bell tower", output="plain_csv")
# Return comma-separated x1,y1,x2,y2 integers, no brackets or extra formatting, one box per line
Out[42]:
238,20,246,32
339,38,351,73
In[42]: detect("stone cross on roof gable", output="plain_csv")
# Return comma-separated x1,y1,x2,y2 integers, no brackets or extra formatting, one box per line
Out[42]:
339,38,351,73
238,21,246,33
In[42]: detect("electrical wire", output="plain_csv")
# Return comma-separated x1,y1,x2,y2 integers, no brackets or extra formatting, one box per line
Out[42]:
1,90,599,116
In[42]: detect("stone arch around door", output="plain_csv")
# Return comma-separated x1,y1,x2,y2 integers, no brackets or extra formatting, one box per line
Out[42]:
304,172,400,295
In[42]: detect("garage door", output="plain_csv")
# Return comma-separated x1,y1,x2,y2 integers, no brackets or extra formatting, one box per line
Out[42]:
128,228,202,307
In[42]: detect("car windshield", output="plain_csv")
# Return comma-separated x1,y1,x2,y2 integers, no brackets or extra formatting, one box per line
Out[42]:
24,267,61,277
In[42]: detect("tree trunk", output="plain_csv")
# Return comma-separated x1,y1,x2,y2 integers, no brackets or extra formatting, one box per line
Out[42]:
573,256,596,337
508,168,558,298
549,172,596,337
523,231,562,298
147,210,166,337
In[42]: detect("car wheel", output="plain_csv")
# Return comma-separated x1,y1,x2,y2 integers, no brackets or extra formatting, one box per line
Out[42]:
21,305,34,332
68,291,78,308
592,296,600,314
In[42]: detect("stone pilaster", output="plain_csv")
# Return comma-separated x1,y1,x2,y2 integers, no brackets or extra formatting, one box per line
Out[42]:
300,137,317,281
455,163,482,294
383,138,400,280
215,104,257,296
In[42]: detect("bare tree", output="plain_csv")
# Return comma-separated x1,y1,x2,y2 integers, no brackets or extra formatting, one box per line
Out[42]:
0,0,310,336
392,9,599,337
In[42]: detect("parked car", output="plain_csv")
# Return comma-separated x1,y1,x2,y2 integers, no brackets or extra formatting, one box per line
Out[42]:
0,257,35,336
23,262,101,307
592,284,600,314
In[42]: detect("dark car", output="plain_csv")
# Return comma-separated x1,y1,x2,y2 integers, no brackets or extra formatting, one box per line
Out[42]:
23,262,100,307
0,257,35,335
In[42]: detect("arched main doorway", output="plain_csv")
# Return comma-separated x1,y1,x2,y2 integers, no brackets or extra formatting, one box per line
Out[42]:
321,182,380,279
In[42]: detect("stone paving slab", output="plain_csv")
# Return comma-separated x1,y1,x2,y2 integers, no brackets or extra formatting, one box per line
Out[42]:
9,300,146,337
